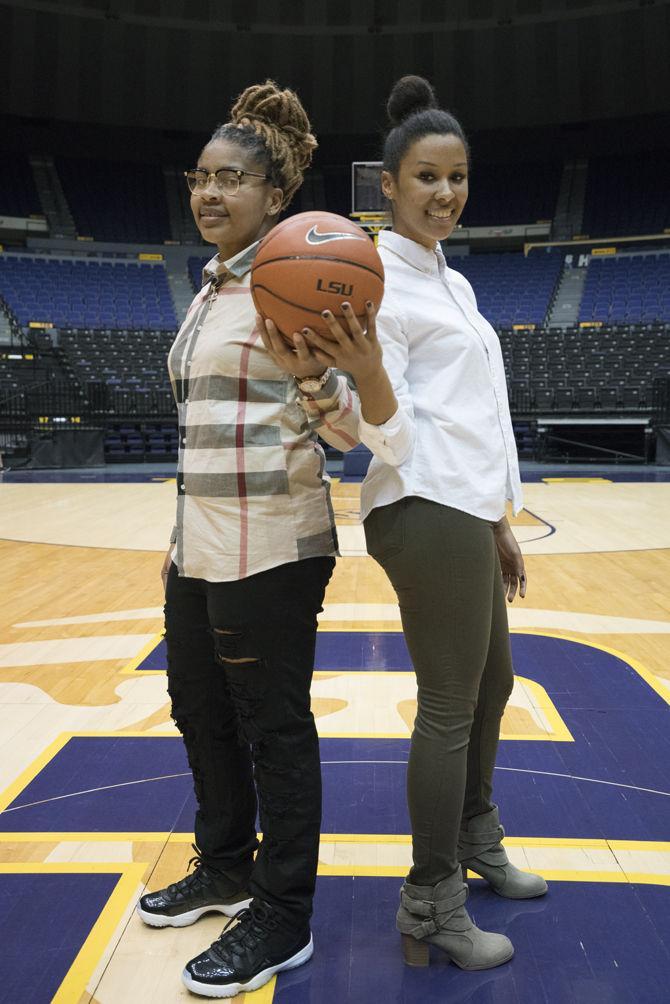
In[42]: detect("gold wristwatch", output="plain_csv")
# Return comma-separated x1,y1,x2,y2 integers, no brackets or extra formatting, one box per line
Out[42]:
296,369,332,395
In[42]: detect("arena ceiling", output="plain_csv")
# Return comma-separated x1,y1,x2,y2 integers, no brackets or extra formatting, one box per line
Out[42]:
1,0,669,134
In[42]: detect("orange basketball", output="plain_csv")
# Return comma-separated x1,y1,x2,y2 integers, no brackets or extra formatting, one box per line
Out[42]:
251,211,384,342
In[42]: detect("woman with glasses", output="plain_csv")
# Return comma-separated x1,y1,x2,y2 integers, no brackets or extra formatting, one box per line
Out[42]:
136,80,360,999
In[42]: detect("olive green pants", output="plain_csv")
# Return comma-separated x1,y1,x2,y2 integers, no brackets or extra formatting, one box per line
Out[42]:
364,496,514,886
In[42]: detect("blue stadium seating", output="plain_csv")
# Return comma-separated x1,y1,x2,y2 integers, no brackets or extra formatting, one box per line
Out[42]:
56,158,172,243
582,153,670,237
449,250,563,327
459,161,562,228
188,256,210,293
0,153,42,217
0,255,178,330
580,253,670,324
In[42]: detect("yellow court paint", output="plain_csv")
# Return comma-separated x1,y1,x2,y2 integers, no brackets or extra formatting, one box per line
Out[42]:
542,477,612,484
3,832,668,854
1,861,145,1004
0,831,176,843
119,631,164,674
0,730,178,814
511,630,670,707
107,666,575,740
0,732,74,813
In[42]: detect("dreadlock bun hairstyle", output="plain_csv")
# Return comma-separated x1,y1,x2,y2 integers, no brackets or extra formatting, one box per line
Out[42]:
383,75,469,177
210,80,317,209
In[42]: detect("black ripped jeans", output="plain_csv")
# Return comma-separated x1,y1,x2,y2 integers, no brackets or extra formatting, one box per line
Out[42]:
164,556,335,928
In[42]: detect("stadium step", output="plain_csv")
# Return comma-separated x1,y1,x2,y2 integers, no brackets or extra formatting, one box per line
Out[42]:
29,155,77,240
553,158,588,240
547,262,589,327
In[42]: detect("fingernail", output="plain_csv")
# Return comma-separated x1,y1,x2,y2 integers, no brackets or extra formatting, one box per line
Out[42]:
302,328,310,334
342,302,351,310
322,310,331,318
366,301,373,308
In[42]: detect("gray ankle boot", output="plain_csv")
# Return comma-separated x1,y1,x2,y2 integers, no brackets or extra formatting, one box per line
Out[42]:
396,871,514,970
459,805,548,899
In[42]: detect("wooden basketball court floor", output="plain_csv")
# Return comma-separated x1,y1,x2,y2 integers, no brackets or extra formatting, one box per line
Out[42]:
1,466,669,1003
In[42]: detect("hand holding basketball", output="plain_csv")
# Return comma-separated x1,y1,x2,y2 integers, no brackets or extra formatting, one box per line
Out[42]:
257,314,336,379
301,301,383,384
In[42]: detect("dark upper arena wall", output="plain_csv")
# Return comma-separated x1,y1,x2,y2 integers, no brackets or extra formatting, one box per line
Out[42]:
1,0,669,136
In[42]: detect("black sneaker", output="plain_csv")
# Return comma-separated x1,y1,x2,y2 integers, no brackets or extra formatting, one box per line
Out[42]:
137,848,252,928
181,901,313,998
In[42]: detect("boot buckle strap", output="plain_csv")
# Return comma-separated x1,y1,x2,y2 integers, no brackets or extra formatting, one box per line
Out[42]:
401,885,467,921
459,824,504,847
409,918,438,939
399,892,434,918
433,886,468,916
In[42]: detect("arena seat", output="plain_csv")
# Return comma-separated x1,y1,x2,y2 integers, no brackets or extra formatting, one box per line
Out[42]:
0,255,178,331
59,329,174,392
579,253,670,325
188,256,210,292
499,324,669,415
582,152,670,237
458,161,562,228
450,251,563,327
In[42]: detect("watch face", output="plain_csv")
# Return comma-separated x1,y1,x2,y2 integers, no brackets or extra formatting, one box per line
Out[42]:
299,369,330,393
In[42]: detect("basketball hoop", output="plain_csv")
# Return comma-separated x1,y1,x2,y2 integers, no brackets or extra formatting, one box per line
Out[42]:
351,211,391,246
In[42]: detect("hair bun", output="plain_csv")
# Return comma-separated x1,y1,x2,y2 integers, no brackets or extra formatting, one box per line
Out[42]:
387,75,437,127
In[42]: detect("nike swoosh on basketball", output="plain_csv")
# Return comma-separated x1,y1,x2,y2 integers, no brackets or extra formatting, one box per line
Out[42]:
305,226,366,245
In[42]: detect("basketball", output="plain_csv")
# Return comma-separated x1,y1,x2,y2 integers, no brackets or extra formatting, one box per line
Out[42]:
251,211,384,341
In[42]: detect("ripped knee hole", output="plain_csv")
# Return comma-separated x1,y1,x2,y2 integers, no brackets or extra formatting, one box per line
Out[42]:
213,627,261,666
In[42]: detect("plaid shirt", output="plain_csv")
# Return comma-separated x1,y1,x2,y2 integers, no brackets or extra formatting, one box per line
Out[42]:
167,242,360,582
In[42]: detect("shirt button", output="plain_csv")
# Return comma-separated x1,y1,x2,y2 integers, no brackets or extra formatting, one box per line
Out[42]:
182,438,186,445
180,484,185,490
187,360,191,366
185,398,189,404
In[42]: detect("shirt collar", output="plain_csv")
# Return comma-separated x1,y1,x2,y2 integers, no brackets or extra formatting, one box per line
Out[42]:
202,240,261,287
378,229,447,278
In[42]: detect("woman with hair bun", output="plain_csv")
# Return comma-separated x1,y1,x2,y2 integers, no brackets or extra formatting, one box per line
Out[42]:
302,75,547,973
136,81,361,998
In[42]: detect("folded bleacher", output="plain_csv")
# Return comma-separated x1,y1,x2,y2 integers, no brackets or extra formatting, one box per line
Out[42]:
450,250,563,327
0,254,177,330
459,161,562,228
582,152,670,237
580,254,670,324
0,153,42,218
56,157,172,244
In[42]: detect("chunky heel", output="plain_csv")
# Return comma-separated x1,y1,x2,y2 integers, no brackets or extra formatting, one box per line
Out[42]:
401,933,430,967
459,806,548,899
397,876,514,970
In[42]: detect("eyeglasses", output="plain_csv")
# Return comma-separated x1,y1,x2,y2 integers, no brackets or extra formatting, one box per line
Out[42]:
184,167,270,196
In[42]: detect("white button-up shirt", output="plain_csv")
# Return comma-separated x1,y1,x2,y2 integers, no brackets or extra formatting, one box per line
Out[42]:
359,230,522,523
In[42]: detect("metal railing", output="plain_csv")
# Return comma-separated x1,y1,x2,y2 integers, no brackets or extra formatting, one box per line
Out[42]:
0,380,176,427
652,377,670,426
